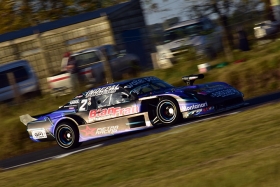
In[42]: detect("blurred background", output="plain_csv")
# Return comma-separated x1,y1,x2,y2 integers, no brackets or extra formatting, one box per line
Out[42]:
0,0,279,104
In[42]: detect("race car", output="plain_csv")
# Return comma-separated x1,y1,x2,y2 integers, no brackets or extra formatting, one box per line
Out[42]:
20,74,244,149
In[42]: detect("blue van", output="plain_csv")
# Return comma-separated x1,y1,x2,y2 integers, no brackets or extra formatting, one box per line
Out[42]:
0,60,40,102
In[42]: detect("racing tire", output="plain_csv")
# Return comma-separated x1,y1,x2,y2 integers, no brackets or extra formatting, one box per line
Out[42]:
156,98,180,125
55,122,81,149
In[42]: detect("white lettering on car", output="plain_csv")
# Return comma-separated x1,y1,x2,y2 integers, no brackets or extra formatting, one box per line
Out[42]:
70,99,79,104
88,106,138,122
95,126,119,135
181,102,208,111
85,85,120,97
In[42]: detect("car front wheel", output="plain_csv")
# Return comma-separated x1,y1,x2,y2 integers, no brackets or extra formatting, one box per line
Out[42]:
156,98,180,125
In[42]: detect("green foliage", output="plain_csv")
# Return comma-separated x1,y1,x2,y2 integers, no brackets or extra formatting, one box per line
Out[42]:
0,0,127,35
1,103,280,186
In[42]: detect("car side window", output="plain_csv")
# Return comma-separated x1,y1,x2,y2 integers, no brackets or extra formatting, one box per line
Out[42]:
95,94,112,108
95,91,132,109
74,51,100,67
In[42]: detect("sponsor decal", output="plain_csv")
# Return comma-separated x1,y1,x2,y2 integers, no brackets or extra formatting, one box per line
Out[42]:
31,128,47,139
85,84,120,98
124,79,145,89
75,95,83,98
88,106,138,122
63,105,76,109
181,102,208,111
196,84,229,95
124,77,160,89
70,99,79,104
88,98,92,106
80,126,96,136
96,126,118,135
211,88,239,98
189,109,202,115
80,125,119,136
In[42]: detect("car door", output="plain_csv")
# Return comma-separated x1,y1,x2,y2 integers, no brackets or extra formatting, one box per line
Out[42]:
78,88,139,140
74,51,104,83
92,90,138,122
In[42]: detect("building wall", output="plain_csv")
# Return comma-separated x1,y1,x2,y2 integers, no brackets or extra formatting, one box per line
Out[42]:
0,0,153,93
109,0,154,69
0,16,115,92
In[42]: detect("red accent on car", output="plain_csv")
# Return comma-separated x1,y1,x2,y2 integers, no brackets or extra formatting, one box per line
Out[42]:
79,70,92,75
49,76,70,83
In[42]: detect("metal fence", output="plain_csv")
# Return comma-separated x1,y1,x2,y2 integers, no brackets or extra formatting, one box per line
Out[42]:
0,16,115,93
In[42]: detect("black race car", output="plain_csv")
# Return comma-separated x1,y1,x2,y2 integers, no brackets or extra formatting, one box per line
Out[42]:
20,75,244,149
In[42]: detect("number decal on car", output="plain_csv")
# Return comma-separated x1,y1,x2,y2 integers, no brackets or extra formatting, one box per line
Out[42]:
79,99,88,111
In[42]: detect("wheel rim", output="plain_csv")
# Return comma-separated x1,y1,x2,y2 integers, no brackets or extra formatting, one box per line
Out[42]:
57,126,74,147
158,101,177,123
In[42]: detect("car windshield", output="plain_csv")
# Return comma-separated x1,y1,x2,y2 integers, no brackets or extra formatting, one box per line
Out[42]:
129,80,174,95
164,22,203,43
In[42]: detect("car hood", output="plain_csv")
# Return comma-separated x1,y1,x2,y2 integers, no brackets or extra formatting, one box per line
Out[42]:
176,82,243,104
139,82,242,103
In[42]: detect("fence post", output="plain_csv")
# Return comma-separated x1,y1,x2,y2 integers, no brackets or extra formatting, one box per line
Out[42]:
7,72,22,103
101,49,113,84
36,33,50,77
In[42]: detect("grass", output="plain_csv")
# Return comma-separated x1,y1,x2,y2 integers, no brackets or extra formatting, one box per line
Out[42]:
1,39,280,161
1,102,280,186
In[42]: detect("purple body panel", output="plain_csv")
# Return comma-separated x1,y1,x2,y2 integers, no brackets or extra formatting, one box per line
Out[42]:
25,77,244,145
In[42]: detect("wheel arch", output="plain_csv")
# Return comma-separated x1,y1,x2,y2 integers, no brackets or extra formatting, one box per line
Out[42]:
139,95,180,112
54,117,80,136
158,95,181,109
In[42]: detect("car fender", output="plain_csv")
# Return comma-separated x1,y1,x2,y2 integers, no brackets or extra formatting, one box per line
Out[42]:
54,117,80,134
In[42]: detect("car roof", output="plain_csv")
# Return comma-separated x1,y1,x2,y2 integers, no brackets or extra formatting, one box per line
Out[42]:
165,18,201,31
70,44,112,56
89,76,159,89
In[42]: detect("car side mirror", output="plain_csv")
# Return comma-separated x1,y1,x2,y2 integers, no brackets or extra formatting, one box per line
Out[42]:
121,92,130,99
121,94,129,99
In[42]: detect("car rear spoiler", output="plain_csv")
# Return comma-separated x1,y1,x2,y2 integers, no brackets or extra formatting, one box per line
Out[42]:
182,74,204,86
19,114,37,126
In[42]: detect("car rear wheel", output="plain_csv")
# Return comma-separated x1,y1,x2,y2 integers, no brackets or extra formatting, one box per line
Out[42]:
156,98,180,125
55,122,81,149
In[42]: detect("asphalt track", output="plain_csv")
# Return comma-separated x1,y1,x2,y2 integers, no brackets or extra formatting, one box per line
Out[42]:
1,91,280,170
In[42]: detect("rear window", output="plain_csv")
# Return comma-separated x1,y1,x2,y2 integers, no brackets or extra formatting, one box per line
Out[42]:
73,51,100,67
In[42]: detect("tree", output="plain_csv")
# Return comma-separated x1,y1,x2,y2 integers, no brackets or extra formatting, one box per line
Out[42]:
0,0,127,35
0,0,21,34
261,0,275,21
186,0,262,61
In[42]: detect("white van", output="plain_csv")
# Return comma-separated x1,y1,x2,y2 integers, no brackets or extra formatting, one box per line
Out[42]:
162,17,223,59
